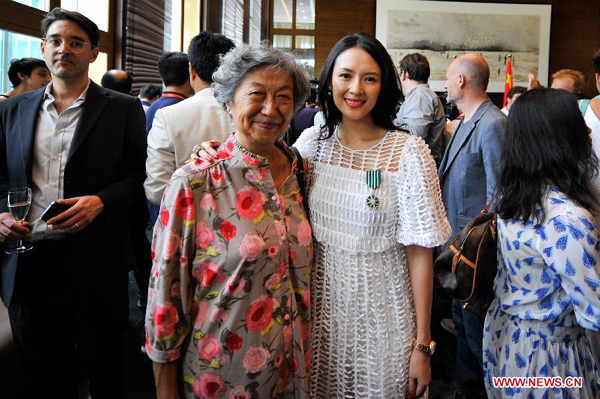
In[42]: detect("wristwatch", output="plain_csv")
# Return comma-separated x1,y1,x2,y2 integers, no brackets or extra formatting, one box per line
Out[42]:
412,338,436,356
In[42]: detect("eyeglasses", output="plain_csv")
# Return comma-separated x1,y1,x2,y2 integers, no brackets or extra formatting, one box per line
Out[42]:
42,38,96,54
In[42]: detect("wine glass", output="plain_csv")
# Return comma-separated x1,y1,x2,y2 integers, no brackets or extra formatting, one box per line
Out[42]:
5,187,33,254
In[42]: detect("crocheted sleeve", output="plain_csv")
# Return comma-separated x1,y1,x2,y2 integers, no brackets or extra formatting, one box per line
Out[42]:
397,136,451,247
293,125,322,162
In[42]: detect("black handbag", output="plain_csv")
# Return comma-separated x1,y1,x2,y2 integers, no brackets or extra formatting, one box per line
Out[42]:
434,199,497,317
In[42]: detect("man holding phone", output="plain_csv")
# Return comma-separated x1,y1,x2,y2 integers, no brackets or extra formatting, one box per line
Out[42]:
0,8,146,398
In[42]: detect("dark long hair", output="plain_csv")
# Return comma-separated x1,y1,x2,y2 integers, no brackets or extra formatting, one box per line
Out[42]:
497,88,598,223
316,32,401,139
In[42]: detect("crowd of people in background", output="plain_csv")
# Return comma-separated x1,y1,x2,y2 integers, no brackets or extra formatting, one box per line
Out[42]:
0,6,599,399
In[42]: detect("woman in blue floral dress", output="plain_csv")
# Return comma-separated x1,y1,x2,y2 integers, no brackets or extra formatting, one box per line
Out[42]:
144,44,312,399
483,88,600,398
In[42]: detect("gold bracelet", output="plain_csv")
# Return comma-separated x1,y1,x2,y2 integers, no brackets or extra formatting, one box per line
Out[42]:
412,338,436,356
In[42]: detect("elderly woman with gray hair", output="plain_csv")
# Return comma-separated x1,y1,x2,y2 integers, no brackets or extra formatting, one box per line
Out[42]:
145,43,312,399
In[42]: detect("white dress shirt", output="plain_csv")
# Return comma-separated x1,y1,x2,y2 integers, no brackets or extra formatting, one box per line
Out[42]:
28,80,90,241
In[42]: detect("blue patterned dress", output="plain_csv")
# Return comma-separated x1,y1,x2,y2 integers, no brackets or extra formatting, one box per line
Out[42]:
483,188,600,398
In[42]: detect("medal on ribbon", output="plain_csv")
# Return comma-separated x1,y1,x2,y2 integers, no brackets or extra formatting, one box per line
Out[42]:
365,169,381,210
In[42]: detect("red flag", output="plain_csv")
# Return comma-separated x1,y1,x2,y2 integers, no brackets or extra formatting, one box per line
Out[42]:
503,57,513,107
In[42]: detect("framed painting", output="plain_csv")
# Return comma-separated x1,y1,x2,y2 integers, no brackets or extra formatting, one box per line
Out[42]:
375,0,552,92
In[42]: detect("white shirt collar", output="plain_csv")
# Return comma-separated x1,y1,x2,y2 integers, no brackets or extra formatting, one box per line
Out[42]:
43,79,91,107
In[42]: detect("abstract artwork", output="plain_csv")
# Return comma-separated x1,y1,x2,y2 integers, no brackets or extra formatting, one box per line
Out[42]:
376,0,552,92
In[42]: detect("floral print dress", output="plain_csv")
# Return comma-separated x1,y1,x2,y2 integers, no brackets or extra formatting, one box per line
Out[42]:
483,188,600,398
145,135,313,399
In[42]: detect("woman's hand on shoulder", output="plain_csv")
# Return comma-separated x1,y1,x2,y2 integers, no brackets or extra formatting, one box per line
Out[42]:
190,140,222,161
408,348,431,398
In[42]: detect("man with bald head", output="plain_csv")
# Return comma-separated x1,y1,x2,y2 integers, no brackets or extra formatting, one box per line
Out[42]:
438,53,506,399
101,69,133,94
551,69,587,100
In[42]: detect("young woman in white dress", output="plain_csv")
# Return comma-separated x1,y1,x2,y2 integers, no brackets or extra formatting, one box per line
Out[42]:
197,34,451,398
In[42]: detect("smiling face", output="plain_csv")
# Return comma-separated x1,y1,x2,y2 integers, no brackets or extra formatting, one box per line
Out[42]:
330,46,382,124
20,66,51,91
227,67,294,153
41,20,98,82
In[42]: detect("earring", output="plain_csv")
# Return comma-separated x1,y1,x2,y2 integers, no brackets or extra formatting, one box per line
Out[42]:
327,90,332,96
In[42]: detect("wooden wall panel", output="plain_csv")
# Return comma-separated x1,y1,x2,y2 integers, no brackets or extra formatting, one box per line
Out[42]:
315,0,375,78
125,0,166,95
315,0,600,100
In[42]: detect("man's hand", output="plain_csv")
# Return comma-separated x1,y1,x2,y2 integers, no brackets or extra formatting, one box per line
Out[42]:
48,195,104,232
528,73,541,90
0,212,30,243
408,348,431,399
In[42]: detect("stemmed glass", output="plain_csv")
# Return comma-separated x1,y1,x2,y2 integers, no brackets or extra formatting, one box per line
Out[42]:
5,187,33,254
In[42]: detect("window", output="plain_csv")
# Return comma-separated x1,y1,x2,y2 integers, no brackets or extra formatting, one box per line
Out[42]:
273,0,292,29
248,0,262,45
295,35,314,77
183,0,201,52
60,0,110,32
89,51,108,86
165,0,183,51
11,0,49,11
219,0,264,46
223,0,244,45
165,0,203,52
2,0,116,91
295,1,314,30
271,0,315,77
0,29,43,93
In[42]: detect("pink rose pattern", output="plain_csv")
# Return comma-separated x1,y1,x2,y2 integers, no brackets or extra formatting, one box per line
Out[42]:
197,333,221,360
238,233,265,260
193,373,227,399
195,221,215,249
242,345,271,373
145,135,312,398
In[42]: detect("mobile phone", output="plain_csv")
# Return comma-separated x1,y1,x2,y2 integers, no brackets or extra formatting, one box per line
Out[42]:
40,201,71,222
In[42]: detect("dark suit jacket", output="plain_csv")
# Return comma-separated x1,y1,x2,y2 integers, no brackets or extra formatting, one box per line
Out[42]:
0,82,147,306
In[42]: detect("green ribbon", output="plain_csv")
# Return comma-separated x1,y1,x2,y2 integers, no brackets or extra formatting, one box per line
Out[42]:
366,169,381,190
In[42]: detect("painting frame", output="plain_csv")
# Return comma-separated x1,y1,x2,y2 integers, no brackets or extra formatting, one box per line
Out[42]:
375,0,552,92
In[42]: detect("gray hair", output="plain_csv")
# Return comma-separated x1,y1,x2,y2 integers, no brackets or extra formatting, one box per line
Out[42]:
212,42,310,114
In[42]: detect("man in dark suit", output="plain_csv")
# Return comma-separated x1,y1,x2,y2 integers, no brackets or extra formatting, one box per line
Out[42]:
0,8,146,398
438,53,505,399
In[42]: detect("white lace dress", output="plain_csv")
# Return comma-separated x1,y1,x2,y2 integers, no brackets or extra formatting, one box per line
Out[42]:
294,126,451,399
